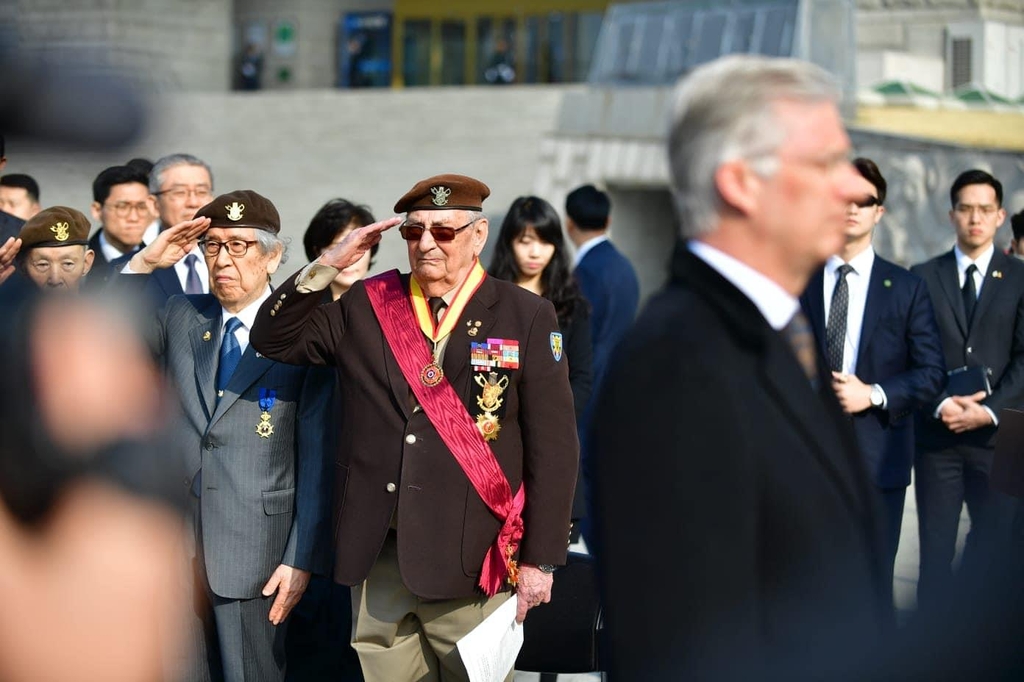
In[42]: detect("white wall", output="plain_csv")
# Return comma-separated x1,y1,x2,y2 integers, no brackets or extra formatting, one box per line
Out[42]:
857,50,945,91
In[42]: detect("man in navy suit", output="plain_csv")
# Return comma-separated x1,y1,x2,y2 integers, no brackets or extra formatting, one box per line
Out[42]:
0,135,26,245
911,169,1024,611
565,184,639,394
801,158,945,578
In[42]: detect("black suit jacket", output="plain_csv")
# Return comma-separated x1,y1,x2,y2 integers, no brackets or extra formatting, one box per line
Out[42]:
802,256,945,488
592,245,890,680
0,209,23,244
911,249,1024,452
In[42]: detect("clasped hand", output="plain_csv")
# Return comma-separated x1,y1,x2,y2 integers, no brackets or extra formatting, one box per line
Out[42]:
939,391,992,433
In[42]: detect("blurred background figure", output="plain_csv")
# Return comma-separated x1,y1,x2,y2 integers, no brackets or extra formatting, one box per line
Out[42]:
0,173,41,222
302,198,378,301
488,195,592,541
0,135,26,242
86,164,156,289
1009,209,1024,261
286,196,379,682
483,37,515,85
0,290,186,682
238,43,264,91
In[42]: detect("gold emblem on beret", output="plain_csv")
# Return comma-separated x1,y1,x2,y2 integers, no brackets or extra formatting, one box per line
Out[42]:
225,202,245,221
50,222,71,242
430,186,451,207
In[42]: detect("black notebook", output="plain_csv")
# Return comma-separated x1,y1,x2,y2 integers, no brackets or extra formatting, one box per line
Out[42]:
946,365,992,397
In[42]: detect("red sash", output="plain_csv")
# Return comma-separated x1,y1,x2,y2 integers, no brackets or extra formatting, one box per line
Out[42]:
364,269,525,596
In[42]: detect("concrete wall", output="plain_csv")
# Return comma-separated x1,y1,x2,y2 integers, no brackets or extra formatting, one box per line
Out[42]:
857,50,945,91
7,85,572,276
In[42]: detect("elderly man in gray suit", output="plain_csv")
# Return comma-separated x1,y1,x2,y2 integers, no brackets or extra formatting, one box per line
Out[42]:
124,189,332,682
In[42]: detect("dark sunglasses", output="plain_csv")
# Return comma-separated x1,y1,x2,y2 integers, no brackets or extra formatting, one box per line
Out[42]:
399,218,479,242
853,196,881,209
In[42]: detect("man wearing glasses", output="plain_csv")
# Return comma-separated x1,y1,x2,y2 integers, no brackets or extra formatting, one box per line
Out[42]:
85,164,155,288
124,189,332,682
143,153,216,304
250,174,578,682
801,157,945,583
911,169,1024,612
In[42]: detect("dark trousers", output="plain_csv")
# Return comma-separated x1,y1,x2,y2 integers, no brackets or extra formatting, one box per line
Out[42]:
284,575,364,681
915,444,1018,611
879,486,907,585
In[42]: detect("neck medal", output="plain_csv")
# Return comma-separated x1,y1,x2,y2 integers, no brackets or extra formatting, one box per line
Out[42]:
409,260,486,387
473,371,509,441
256,388,276,438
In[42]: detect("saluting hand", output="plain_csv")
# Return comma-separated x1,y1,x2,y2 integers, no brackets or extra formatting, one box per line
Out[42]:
128,217,211,274
0,236,21,286
317,216,401,271
262,564,311,625
515,565,554,624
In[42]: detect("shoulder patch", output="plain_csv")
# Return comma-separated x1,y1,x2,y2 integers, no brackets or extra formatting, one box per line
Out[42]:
550,332,563,362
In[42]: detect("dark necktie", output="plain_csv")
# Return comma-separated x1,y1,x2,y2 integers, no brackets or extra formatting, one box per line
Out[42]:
428,296,447,322
783,309,819,389
216,317,244,397
184,253,203,295
825,263,854,373
962,263,978,327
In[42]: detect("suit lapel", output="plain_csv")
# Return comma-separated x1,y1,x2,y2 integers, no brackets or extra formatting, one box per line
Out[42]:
155,266,184,299
857,259,890,361
971,249,1007,331
210,346,275,427
443,278,498,399
802,268,827,357
190,298,222,421
935,250,968,337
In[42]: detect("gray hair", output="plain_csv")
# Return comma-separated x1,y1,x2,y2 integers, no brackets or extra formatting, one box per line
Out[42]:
667,55,841,239
255,230,288,265
149,153,214,194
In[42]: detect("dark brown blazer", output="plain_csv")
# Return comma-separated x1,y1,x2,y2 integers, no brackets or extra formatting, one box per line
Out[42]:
251,270,579,600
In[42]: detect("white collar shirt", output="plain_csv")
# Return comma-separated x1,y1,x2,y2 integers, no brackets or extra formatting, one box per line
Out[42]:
823,247,875,375
954,243,994,297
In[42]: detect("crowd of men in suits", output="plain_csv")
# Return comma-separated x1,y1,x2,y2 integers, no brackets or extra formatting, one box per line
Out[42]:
4,51,1024,681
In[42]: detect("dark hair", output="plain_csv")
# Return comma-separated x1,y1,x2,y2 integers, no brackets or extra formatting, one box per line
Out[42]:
303,198,377,262
950,169,1003,208
92,165,149,204
852,158,886,205
0,173,40,203
488,195,587,324
125,157,154,178
1012,210,1024,241
565,184,610,230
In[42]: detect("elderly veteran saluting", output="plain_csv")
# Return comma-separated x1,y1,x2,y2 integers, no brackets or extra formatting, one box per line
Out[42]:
2,206,95,290
251,174,579,682
123,190,332,682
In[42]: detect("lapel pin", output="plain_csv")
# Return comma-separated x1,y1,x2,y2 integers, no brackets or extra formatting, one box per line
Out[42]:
883,279,892,288
203,331,212,341
993,270,1003,279
256,352,262,358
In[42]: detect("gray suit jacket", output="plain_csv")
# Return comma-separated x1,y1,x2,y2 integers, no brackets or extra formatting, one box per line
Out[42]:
155,292,332,600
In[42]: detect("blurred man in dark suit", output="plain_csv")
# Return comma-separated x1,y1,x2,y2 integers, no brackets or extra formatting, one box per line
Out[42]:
592,55,891,680
0,135,26,244
85,164,154,289
801,157,945,578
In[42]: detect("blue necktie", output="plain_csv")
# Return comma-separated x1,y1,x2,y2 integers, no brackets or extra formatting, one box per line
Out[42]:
184,253,203,295
216,317,244,398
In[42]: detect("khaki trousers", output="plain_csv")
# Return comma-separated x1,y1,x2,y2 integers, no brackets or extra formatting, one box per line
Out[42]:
352,531,513,682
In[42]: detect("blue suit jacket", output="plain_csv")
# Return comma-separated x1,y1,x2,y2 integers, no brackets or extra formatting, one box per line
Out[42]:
574,239,639,393
801,255,945,488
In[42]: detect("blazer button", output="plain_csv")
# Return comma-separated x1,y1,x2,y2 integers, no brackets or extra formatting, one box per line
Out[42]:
386,482,397,493
184,477,190,487
405,434,416,444
205,442,214,451
967,346,973,354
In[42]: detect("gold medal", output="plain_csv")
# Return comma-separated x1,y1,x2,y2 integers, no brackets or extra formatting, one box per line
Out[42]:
256,411,274,438
476,412,501,441
420,361,444,387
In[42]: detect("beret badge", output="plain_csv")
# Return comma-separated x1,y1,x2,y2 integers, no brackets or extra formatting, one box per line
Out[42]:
226,202,245,221
50,221,71,241
430,186,451,206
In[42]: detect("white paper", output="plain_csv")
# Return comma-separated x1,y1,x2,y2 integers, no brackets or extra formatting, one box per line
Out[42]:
456,594,524,682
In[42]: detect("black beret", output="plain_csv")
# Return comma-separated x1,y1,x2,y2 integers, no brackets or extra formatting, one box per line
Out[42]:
19,206,91,250
195,189,280,234
394,174,490,213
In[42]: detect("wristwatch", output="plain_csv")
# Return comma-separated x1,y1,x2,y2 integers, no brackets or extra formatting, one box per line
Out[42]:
537,564,557,574
869,384,884,408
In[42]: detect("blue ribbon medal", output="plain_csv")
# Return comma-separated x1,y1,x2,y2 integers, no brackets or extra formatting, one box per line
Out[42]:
256,388,276,439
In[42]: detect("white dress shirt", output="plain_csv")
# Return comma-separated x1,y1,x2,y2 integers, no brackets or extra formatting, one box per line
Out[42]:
954,243,994,296
688,240,799,331
823,247,875,375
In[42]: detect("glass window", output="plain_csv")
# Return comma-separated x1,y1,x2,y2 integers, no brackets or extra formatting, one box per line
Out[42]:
477,17,517,84
574,11,603,82
692,13,727,66
548,13,567,83
440,20,466,85
402,19,431,86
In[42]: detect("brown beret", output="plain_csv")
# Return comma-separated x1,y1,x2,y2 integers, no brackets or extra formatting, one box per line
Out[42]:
195,189,280,234
394,174,491,213
19,206,91,250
